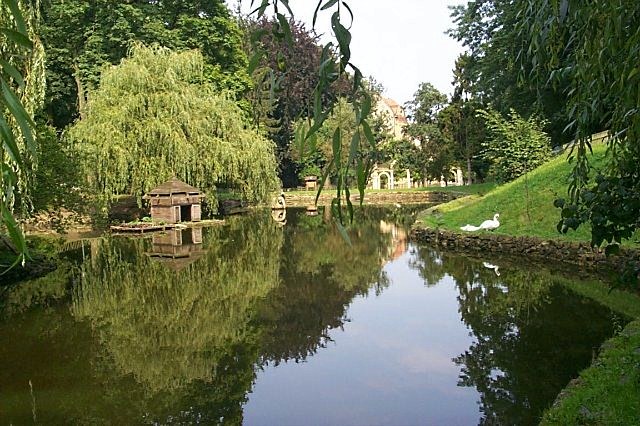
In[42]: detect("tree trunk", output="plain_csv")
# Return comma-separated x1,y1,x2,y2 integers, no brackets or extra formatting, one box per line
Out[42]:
466,156,473,185
73,63,86,119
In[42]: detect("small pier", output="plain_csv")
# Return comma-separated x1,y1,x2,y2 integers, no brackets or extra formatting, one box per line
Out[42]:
109,223,176,234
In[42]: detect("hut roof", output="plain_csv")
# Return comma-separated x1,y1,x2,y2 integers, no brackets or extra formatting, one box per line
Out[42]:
144,177,202,198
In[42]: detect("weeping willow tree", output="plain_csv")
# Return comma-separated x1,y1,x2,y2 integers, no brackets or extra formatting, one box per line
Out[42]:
70,44,279,210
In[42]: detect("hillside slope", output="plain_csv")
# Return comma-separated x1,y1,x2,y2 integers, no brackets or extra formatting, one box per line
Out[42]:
417,144,613,242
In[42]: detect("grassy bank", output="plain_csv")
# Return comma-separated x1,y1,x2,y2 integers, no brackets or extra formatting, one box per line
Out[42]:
541,319,640,425
416,144,615,243
411,143,640,424
542,276,640,425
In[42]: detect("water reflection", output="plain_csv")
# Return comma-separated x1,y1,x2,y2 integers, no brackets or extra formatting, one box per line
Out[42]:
257,207,403,365
409,245,625,425
70,212,282,423
0,206,626,425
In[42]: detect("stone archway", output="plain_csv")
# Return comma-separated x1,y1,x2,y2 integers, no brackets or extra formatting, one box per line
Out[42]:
379,172,391,189
371,168,395,190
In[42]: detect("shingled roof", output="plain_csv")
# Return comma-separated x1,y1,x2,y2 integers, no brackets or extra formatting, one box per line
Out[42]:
144,177,202,198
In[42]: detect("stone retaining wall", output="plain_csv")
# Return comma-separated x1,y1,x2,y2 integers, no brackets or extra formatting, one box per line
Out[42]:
284,191,460,206
410,227,640,274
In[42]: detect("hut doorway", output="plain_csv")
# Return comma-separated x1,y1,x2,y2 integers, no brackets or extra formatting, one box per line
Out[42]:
180,205,192,222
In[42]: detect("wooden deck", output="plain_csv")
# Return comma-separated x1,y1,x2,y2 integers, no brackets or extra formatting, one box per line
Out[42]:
110,223,176,233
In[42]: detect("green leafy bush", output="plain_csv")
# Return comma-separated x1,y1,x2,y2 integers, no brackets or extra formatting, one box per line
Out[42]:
478,109,552,182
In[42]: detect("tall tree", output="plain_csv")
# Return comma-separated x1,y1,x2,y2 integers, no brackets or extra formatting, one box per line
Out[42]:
39,0,250,129
440,101,487,184
244,17,351,187
403,83,453,183
404,82,447,126
69,44,278,211
442,54,487,184
448,0,570,146
518,0,640,256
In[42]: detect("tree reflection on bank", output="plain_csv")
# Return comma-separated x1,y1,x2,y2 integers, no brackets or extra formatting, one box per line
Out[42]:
409,245,626,425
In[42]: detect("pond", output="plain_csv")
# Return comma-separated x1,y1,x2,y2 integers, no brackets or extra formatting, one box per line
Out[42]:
0,206,627,425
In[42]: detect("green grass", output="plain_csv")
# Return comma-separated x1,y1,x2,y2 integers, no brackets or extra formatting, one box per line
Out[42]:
541,319,640,425
417,144,613,242
414,181,498,194
543,278,640,426
411,145,640,424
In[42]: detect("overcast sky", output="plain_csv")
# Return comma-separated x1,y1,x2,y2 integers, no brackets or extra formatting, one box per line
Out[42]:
234,0,467,106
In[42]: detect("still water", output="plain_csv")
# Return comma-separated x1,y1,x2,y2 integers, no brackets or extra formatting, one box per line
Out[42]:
0,206,625,425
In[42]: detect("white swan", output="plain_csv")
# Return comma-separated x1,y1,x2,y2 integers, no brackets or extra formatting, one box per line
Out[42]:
482,261,501,276
460,213,500,232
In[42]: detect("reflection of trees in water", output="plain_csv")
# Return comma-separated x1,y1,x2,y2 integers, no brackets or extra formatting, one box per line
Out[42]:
72,211,282,423
409,245,622,425
0,263,72,318
256,207,402,364
2,206,418,422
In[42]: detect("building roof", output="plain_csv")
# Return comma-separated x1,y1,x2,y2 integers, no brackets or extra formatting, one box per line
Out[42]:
144,177,202,198
383,97,400,108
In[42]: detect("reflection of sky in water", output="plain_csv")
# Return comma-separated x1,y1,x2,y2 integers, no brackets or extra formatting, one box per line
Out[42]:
244,248,481,426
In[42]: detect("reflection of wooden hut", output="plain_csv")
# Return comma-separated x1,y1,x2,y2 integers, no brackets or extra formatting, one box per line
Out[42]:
143,177,204,224
147,228,205,271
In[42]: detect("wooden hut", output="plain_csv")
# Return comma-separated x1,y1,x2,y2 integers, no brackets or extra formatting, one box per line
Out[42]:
304,175,318,190
143,177,204,223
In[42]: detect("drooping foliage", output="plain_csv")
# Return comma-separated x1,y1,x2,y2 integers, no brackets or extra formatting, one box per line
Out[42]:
246,1,377,225
244,17,351,187
70,44,278,209
447,0,569,146
517,1,640,252
1,0,45,263
292,98,362,182
39,0,250,129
